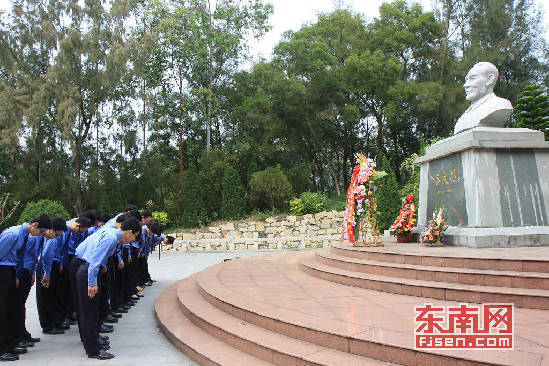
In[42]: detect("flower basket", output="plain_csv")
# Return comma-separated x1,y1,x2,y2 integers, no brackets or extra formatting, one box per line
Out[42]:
396,233,413,243
390,194,416,241
421,208,448,247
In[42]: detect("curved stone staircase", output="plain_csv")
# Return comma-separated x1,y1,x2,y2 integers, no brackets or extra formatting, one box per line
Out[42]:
155,242,549,365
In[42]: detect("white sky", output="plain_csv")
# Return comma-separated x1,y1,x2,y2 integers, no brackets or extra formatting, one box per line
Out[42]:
1,0,548,65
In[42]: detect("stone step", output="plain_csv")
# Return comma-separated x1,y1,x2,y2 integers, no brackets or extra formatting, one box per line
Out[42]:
193,254,542,366
176,276,393,366
331,242,549,273
301,256,549,309
317,249,549,290
154,281,273,366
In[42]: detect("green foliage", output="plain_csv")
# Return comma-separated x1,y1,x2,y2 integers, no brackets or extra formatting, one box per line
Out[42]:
152,211,170,226
249,166,292,212
181,164,209,228
514,84,549,140
221,166,247,220
289,197,304,216
291,192,329,215
399,153,420,202
18,199,70,224
375,156,402,232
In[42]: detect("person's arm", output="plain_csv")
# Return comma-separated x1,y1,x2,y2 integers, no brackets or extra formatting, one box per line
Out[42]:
41,237,59,277
86,234,115,287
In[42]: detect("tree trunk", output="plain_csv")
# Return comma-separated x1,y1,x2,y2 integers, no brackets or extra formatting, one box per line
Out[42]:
178,70,184,188
207,0,213,151
74,141,82,216
142,78,147,164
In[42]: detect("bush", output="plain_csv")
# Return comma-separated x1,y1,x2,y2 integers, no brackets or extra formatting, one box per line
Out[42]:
249,166,292,212
18,199,70,224
290,191,329,215
221,166,247,220
152,211,170,226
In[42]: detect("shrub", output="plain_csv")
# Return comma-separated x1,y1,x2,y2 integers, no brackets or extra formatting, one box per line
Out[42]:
290,192,329,215
18,199,70,224
249,166,292,212
152,211,170,226
221,166,247,220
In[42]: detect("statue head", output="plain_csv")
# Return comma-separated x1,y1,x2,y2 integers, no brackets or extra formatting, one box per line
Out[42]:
463,62,499,103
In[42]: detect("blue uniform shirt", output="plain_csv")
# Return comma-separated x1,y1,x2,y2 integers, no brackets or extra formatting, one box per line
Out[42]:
0,223,28,266
16,234,43,278
40,237,59,277
76,227,121,287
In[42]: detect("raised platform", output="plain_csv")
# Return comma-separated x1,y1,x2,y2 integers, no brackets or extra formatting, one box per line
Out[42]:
155,240,549,365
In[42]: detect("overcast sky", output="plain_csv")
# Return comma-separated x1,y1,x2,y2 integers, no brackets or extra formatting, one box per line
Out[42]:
1,0,548,66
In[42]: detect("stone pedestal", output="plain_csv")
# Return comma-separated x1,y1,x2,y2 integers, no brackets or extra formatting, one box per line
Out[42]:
415,127,549,248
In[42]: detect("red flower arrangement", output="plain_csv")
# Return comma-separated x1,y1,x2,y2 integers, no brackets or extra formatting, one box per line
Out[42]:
390,194,416,237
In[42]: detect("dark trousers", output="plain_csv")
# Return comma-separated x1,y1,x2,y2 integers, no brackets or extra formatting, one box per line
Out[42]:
36,261,62,330
0,265,17,354
74,259,101,355
51,261,70,322
109,256,121,311
99,271,110,319
63,254,75,318
112,250,128,309
14,269,32,342
127,247,139,296
143,255,151,283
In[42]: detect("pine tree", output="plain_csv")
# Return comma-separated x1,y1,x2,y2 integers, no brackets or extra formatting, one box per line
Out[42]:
514,84,549,140
376,156,401,232
181,164,208,228
221,166,247,220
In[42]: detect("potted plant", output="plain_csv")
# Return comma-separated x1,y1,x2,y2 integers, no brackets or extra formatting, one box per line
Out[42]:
390,194,416,242
420,207,448,246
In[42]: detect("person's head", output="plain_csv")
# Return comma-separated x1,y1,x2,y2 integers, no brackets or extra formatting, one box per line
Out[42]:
120,217,141,244
141,210,153,225
464,62,499,103
80,210,98,225
98,213,111,227
127,209,142,223
27,215,52,236
44,217,66,239
115,214,129,228
166,235,175,244
123,204,138,214
146,220,162,236
71,216,93,234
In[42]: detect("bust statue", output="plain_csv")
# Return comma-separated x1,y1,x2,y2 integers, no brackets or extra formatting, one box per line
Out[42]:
453,62,513,135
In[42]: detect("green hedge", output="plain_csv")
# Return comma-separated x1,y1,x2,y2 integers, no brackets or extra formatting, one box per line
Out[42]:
18,199,70,224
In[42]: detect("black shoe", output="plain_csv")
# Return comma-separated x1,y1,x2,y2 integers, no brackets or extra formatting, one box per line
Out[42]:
87,349,114,360
101,323,114,330
110,312,122,319
137,294,144,298
26,335,40,343
58,323,70,330
115,307,128,313
99,335,109,341
102,314,118,323
150,279,156,283
11,347,26,355
64,318,76,325
17,340,34,348
98,338,110,347
43,327,64,335
145,281,153,286
100,344,110,351
0,352,19,361
99,324,114,333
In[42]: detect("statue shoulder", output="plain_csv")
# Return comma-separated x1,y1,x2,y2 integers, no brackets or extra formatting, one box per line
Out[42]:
487,94,513,110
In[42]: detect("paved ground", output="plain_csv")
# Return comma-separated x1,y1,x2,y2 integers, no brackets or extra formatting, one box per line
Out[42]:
17,250,285,365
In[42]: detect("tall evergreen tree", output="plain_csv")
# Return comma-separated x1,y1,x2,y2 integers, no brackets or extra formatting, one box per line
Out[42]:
514,84,549,139
221,166,246,220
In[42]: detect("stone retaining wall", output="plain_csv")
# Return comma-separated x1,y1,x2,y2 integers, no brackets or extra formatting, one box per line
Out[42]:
165,210,344,251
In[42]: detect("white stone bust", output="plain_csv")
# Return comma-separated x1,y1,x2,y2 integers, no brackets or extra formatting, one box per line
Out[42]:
453,62,513,135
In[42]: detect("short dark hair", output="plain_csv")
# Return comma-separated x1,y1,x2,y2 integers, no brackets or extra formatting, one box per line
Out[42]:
121,217,141,234
127,209,142,222
100,213,112,223
30,215,52,229
80,210,97,224
141,210,152,219
116,214,129,223
146,220,162,236
123,204,138,213
75,216,93,229
51,217,67,231
166,235,175,244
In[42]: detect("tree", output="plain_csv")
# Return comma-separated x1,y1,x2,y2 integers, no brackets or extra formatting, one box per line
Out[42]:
514,84,549,140
375,156,401,232
249,166,292,212
181,164,208,227
220,166,246,220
